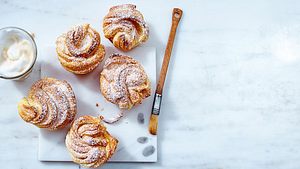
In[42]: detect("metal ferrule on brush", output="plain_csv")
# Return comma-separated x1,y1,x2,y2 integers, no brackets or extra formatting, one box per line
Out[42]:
152,93,162,115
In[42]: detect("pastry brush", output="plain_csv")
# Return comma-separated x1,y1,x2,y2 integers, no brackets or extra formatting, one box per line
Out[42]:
148,8,183,135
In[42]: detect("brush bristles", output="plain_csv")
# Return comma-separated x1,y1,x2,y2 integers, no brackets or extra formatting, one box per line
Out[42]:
149,114,158,135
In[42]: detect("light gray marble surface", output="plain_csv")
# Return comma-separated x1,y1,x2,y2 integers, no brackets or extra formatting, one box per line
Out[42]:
1,0,300,169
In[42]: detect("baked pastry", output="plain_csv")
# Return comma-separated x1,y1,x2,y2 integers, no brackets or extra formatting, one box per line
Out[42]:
103,4,149,51
100,53,151,109
65,115,118,168
18,77,77,130
56,24,105,74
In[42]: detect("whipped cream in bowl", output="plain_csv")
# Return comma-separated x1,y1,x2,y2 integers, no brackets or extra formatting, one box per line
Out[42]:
0,27,37,80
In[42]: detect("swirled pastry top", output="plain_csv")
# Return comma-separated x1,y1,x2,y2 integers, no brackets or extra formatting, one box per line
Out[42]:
65,115,118,168
18,77,77,130
100,53,151,109
103,4,149,51
56,24,105,74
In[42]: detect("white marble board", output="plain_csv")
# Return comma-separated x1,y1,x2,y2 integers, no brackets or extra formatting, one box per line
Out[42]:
38,46,157,162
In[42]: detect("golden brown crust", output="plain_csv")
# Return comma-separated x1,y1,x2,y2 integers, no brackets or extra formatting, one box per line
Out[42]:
100,53,151,109
65,115,118,168
18,77,77,130
103,4,149,51
56,24,105,74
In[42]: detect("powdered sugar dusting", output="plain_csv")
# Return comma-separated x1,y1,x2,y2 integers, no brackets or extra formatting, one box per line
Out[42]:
65,24,100,58
21,78,76,130
65,116,118,168
87,148,102,163
56,24,105,74
100,54,151,109
103,4,149,51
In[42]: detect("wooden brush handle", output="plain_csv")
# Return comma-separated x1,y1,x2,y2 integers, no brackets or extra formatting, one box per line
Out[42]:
149,8,183,135
156,8,183,94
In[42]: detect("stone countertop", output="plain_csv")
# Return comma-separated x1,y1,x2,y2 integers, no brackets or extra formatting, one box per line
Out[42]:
1,0,300,169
